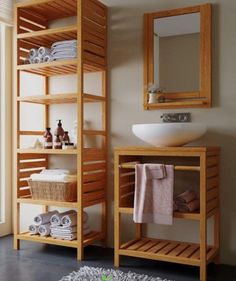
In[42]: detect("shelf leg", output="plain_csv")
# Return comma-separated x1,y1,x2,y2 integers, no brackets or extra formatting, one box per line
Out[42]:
13,202,20,250
101,201,107,248
114,212,120,267
213,210,220,264
77,247,84,261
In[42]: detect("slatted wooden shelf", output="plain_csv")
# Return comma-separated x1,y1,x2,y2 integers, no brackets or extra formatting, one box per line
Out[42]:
17,230,103,248
119,238,218,267
118,207,200,220
145,100,209,110
17,25,77,47
17,198,78,208
17,148,77,155
17,93,106,104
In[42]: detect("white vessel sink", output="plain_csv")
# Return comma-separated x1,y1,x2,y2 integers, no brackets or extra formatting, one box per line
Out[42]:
132,123,207,147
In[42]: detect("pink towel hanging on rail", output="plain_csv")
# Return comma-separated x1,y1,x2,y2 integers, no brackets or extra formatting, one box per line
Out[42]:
133,164,174,225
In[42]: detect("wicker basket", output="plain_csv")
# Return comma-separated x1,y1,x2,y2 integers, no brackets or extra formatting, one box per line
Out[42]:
28,180,77,202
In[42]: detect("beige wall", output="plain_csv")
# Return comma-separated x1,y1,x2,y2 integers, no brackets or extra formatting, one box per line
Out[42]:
16,0,236,265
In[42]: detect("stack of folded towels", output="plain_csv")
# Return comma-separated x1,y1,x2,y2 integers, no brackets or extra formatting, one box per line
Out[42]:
24,39,77,64
28,210,91,241
174,190,200,213
30,169,77,182
50,210,90,241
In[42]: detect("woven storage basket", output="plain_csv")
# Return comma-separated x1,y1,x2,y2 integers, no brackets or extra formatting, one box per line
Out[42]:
28,180,77,202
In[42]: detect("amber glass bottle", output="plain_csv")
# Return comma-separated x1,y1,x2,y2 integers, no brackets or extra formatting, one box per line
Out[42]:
54,135,62,149
43,128,53,149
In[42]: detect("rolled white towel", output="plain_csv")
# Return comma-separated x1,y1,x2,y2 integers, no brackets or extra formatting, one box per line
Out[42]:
29,48,38,59
38,223,51,237
33,56,42,64
38,47,51,58
29,224,39,235
34,210,58,226
50,210,76,226
61,212,77,227
43,55,53,63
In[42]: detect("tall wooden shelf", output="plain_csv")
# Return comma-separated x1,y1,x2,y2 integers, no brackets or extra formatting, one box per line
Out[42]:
14,0,108,260
114,147,220,281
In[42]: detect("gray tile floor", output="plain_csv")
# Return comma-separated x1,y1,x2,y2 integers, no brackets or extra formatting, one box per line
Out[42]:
0,236,235,281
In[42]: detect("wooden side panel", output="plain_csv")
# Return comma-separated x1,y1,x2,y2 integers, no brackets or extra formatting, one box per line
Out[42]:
82,0,107,69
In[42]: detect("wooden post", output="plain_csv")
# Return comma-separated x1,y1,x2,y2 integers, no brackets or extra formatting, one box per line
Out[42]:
114,152,120,267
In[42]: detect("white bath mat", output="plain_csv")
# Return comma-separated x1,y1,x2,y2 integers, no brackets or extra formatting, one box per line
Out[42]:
59,266,174,281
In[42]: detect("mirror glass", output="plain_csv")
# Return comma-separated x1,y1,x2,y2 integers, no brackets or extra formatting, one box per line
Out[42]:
153,13,200,93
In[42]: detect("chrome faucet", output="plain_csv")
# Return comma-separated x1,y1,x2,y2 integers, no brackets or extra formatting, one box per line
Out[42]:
160,113,191,123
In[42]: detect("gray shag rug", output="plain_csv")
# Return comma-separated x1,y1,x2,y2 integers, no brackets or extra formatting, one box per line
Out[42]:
59,266,173,281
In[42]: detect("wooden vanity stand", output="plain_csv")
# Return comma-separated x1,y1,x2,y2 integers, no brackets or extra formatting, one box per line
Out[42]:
114,147,220,281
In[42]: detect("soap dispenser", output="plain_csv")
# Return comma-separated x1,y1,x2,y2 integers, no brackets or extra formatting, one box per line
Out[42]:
54,120,64,141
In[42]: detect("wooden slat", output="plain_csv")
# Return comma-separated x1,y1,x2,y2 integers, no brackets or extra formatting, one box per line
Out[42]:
120,184,134,196
83,162,106,172
179,245,199,258
83,190,105,202
207,188,218,202
207,156,219,167
157,242,179,255
148,241,169,253
127,238,150,251
120,174,135,185
84,148,105,161
120,239,140,250
19,160,46,169
19,169,43,179
83,171,105,183
207,198,218,213
83,180,106,193
207,176,219,190
84,51,106,67
168,243,190,257
207,166,219,178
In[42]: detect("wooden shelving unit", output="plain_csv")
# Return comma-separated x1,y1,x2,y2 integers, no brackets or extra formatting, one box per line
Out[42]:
114,147,220,281
14,0,108,260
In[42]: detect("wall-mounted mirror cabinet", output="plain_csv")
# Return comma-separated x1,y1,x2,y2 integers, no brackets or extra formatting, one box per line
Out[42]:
144,4,212,109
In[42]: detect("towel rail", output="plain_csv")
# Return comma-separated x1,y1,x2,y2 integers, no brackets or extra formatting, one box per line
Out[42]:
119,162,200,172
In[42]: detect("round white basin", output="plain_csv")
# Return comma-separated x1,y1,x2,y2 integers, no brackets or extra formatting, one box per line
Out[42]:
132,123,207,147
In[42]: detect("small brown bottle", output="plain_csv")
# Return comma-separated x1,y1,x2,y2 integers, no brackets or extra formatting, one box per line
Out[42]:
54,135,62,149
54,120,64,141
62,131,70,145
43,128,53,149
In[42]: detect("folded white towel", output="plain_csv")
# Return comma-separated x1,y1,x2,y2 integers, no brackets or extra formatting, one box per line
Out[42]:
51,40,77,49
29,225,39,235
41,169,70,175
50,210,76,226
38,223,51,237
38,47,51,58
61,212,77,227
29,48,38,59
50,225,77,234
51,233,77,241
33,56,42,64
34,210,58,226
30,173,77,182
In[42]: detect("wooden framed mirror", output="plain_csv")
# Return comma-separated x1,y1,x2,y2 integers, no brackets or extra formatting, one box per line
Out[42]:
143,4,212,109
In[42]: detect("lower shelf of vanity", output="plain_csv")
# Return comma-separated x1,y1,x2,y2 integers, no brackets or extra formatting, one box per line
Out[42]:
119,238,218,266
17,230,103,248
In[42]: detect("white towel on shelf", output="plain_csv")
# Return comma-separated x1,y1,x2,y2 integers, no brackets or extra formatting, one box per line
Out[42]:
29,224,39,235
33,56,42,64
29,48,38,59
50,210,76,226
34,210,59,226
61,212,77,227
50,225,77,234
38,47,51,58
38,223,51,237
41,169,70,175
52,53,77,61
51,233,77,241
30,173,77,182
24,58,32,65
51,40,77,49
43,55,53,63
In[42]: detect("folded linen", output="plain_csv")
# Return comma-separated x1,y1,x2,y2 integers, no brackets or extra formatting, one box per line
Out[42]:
41,169,70,175
52,53,77,61
38,223,51,237
33,56,42,64
176,199,200,213
51,40,77,49
61,212,77,227
29,224,39,235
51,233,77,241
38,47,51,58
34,210,58,226
30,173,77,182
175,190,197,204
50,225,77,234
134,164,174,225
50,210,76,226
29,48,38,59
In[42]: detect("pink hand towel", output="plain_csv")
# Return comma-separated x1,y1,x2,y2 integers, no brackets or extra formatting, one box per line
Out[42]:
134,164,174,225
